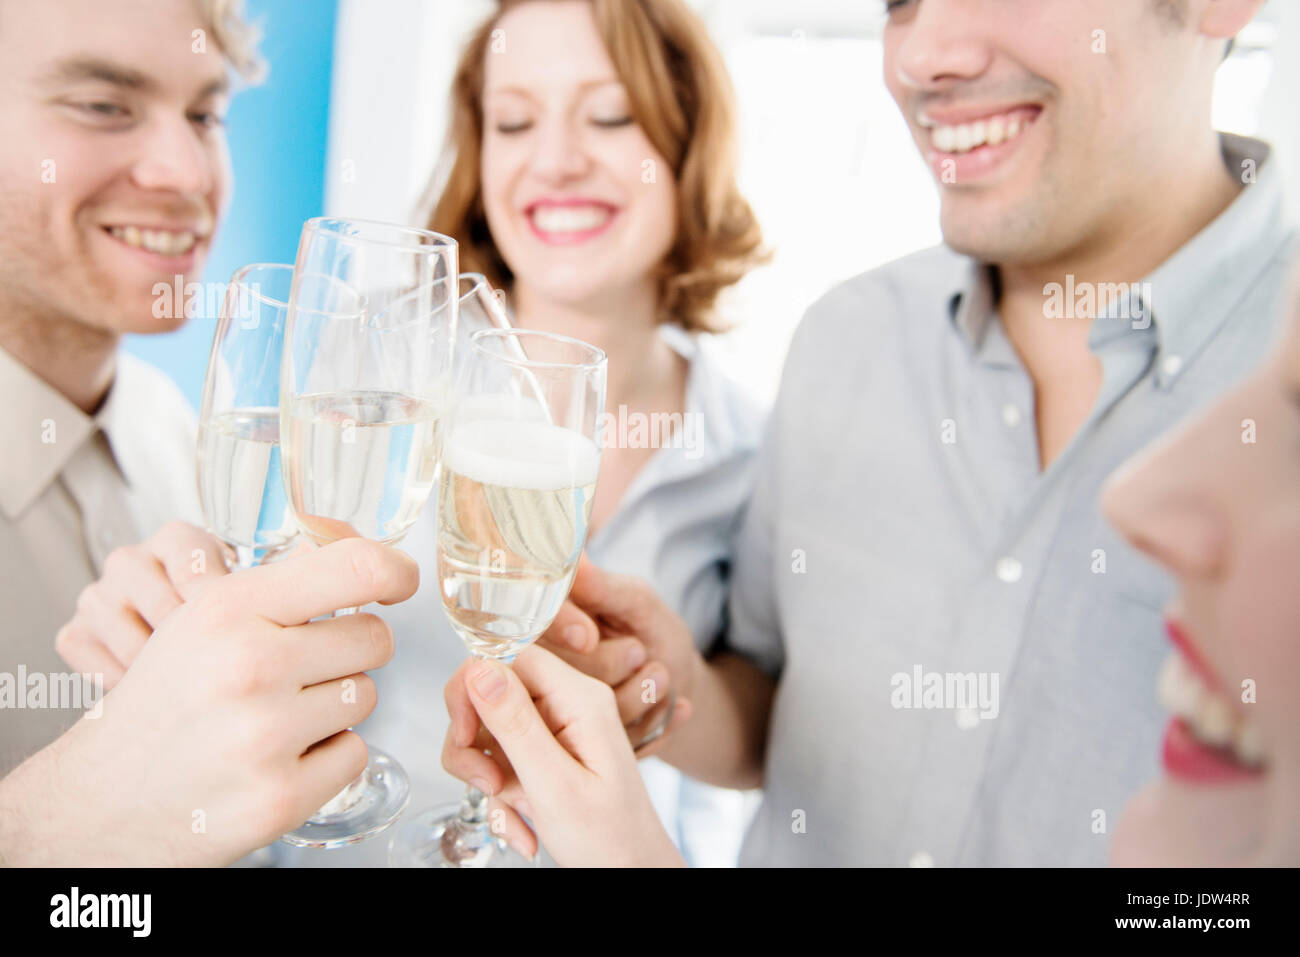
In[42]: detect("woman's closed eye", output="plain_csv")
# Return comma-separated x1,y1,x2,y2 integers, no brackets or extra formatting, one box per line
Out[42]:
495,118,533,134
590,114,633,129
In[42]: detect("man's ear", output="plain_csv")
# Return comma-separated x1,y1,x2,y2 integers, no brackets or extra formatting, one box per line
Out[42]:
1196,0,1266,41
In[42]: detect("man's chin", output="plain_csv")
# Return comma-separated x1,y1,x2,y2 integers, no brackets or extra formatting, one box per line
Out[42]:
937,196,1050,267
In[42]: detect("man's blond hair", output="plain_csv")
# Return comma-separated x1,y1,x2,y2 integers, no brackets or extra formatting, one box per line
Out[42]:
198,0,265,82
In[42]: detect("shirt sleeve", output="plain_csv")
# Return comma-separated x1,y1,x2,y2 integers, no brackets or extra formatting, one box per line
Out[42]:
717,419,785,678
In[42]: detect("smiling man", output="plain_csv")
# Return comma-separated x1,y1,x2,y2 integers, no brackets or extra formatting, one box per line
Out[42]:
0,0,256,774
452,0,1299,866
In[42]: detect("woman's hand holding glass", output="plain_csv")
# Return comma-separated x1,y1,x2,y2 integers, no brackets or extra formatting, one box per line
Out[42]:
389,327,609,867
443,646,685,867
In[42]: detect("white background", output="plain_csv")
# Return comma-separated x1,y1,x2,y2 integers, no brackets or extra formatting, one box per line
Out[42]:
325,0,1298,403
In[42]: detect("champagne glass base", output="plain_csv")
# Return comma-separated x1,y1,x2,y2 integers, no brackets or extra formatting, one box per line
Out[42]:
280,748,409,849
387,805,538,868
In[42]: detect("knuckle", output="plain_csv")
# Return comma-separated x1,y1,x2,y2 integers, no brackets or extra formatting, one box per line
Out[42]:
158,520,198,546
225,707,278,766
586,674,618,711
344,539,388,593
336,729,369,778
349,672,378,717
501,699,535,740
252,771,303,836
361,614,395,665
212,640,279,699
73,584,100,618
53,623,81,658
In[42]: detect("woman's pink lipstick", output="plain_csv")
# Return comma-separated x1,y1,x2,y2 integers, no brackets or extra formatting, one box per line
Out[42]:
1165,618,1223,693
1162,717,1263,784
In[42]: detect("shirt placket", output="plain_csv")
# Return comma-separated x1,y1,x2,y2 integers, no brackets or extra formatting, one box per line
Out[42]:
894,350,1047,866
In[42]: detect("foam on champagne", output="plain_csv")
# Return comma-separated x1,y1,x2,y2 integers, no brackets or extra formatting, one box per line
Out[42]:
442,419,600,491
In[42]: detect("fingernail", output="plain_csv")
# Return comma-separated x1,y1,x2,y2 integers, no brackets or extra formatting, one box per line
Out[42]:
627,643,647,670
470,661,506,701
564,624,589,647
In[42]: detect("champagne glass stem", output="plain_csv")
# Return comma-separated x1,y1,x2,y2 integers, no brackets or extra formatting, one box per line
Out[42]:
438,651,517,865
307,603,368,815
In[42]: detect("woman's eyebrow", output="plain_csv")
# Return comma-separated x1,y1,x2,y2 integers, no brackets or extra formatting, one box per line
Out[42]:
485,78,623,99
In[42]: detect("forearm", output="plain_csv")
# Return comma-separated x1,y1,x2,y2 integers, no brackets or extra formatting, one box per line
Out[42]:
656,651,774,789
0,738,68,866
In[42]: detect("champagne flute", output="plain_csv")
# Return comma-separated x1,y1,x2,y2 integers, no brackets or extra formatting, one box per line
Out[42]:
279,217,459,848
389,327,607,868
198,264,302,569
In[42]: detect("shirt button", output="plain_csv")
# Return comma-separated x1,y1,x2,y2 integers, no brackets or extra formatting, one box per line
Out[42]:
1161,355,1183,378
955,707,980,730
995,556,1022,583
1000,404,1021,427
909,851,935,868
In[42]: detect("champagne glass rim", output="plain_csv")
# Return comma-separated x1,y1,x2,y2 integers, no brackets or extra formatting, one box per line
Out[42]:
459,272,488,295
302,215,458,253
459,273,512,328
228,262,294,310
468,327,606,371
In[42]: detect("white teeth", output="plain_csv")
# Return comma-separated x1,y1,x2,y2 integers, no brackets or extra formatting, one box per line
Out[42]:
108,226,197,256
1196,695,1233,747
530,205,611,235
1235,721,1264,766
929,110,1032,155
1156,653,1266,769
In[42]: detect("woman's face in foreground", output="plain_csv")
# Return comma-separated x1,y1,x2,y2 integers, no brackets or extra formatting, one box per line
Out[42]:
1102,281,1300,866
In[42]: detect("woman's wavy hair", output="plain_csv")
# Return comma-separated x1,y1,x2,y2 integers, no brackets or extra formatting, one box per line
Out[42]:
423,0,768,333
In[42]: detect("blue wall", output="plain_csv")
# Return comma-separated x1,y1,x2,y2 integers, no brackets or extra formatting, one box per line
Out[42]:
124,0,339,409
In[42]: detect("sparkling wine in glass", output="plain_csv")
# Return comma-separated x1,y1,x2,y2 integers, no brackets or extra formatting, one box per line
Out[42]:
197,264,359,569
278,217,459,849
389,327,606,868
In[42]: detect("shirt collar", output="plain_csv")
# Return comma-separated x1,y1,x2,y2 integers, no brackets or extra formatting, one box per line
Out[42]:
1141,134,1292,387
945,133,1293,384
0,345,98,519
659,322,763,466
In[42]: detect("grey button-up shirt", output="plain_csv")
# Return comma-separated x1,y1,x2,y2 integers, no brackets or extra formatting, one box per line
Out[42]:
725,134,1296,866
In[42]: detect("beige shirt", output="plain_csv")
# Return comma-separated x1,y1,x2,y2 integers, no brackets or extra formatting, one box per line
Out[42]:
0,345,200,774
